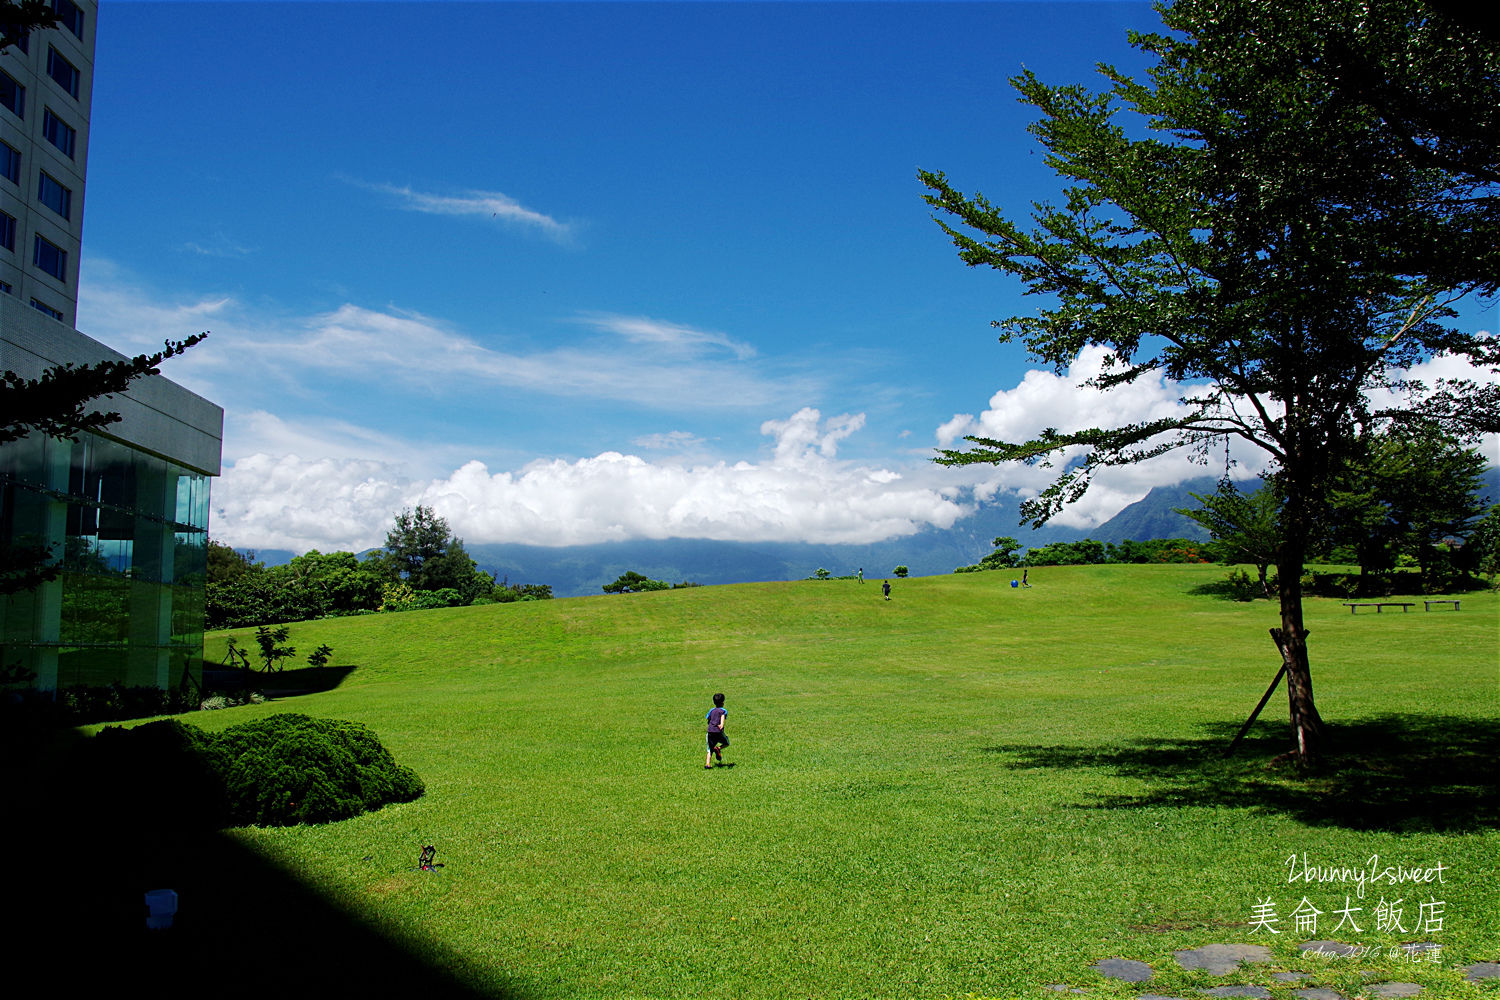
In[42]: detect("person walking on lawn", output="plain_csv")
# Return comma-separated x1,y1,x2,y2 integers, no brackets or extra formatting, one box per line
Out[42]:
705,692,729,768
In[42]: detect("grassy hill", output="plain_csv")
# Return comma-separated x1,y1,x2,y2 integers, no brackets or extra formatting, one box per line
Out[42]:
75,568,1500,996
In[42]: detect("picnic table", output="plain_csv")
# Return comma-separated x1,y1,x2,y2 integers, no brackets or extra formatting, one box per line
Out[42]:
1342,602,1416,614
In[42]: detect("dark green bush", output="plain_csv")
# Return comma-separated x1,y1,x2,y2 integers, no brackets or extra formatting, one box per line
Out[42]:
213,714,424,826
76,714,423,829
86,719,232,828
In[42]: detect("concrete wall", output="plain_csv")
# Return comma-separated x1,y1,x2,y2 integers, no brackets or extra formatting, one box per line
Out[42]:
0,295,222,476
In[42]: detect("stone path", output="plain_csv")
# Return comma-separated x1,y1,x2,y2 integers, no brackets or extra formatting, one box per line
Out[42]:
1041,941,1500,999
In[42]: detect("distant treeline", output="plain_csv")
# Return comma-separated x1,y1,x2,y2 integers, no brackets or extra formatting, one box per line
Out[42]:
956,537,1212,573
207,506,552,630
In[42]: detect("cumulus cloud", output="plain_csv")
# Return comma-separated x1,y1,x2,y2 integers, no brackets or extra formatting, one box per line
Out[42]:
211,408,969,552
214,453,414,553
935,344,1499,529
352,180,574,242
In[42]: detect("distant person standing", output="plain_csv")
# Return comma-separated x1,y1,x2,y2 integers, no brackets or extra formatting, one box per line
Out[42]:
882,580,891,601
705,692,729,769
858,567,864,583
1022,568,1030,588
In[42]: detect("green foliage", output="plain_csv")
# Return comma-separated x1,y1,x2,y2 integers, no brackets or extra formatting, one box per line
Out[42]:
306,643,334,669
956,536,1024,573
958,536,1213,572
82,713,423,829
603,570,670,593
1325,426,1489,590
1471,504,1500,578
893,565,909,578
811,568,831,581
378,580,451,612
1178,479,1280,597
921,0,1500,761
214,714,424,827
253,625,296,672
86,719,232,828
207,540,259,584
487,582,555,603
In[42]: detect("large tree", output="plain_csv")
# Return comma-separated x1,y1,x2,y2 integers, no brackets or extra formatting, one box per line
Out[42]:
382,505,493,601
921,0,1498,764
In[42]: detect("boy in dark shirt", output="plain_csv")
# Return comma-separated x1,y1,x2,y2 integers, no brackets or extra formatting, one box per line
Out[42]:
705,692,728,768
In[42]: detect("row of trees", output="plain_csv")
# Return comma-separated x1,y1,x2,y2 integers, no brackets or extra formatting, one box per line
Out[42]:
207,506,551,630
958,536,1214,573
601,571,700,593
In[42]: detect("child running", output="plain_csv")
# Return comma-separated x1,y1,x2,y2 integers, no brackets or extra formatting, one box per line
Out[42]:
705,692,728,769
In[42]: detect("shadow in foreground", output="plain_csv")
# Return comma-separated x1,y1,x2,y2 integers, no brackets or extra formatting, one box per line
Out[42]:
205,663,359,698
980,714,1500,832
0,723,526,1000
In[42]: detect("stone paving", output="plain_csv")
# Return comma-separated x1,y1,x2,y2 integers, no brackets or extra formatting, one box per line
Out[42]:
1042,941,1500,999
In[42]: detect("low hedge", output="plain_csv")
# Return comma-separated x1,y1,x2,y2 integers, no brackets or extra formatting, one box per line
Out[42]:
84,713,424,828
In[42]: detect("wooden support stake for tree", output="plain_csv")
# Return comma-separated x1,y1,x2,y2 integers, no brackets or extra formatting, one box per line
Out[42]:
1225,660,1287,758
1224,627,1320,757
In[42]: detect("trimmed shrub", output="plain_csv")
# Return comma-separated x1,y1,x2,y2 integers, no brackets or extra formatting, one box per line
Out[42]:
214,714,424,826
86,719,233,828
76,713,423,829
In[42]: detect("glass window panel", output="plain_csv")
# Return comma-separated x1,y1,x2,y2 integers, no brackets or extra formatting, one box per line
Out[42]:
46,47,79,99
43,108,75,158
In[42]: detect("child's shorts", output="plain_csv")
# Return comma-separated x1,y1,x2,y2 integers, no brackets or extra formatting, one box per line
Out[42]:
707,731,729,751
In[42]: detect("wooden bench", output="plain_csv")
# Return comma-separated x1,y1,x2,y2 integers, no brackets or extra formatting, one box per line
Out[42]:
1343,602,1416,614
1423,599,1461,612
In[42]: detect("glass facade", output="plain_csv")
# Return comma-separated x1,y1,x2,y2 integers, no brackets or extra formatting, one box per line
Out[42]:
0,431,210,692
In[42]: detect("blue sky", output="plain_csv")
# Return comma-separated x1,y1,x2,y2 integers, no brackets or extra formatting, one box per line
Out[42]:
76,1,1498,553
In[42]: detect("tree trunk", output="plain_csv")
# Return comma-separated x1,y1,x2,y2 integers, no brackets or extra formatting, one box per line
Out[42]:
1276,530,1322,765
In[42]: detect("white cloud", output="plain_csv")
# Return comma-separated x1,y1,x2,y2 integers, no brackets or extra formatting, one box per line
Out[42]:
576,312,757,361
935,344,1500,530
76,267,820,415
932,345,1267,527
213,453,414,553
211,409,969,552
354,180,574,242
632,430,707,452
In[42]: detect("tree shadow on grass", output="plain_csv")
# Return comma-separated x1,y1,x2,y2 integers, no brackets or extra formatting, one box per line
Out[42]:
0,725,528,1000
205,663,358,699
980,714,1500,832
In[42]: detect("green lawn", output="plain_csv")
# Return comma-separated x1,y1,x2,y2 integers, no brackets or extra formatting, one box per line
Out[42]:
193,566,1498,999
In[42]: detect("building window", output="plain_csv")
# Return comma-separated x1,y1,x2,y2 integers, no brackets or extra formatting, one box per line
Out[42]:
0,70,23,119
47,47,80,100
30,297,64,320
43,108,76,159
0,211,14,251
1,141,18,184
0,26,28,53
52,0,84,41
0,280,11,294
38,171,70,220
33,234,67,282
